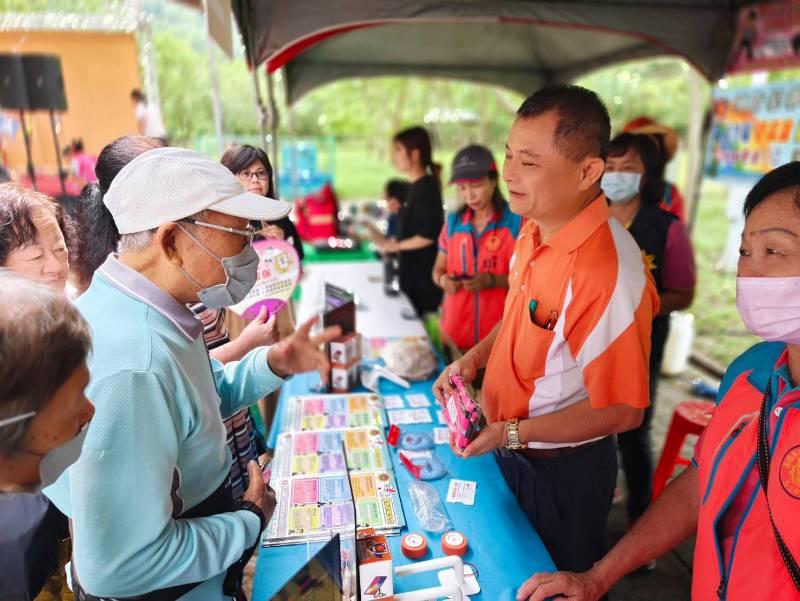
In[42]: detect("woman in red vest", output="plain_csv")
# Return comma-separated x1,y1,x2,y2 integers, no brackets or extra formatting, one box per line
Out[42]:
517,162,800,601
432,145,522,361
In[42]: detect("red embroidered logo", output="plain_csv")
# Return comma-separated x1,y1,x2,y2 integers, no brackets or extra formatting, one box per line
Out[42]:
779,445,800,499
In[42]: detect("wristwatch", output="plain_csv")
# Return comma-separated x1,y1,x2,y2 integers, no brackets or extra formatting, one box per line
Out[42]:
240,500,267,532
505,418,524,450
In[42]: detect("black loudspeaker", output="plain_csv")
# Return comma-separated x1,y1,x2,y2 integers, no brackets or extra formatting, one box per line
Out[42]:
0,54,29,109
22,54,66,111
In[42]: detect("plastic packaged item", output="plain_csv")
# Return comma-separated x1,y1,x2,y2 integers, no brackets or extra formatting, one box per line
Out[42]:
408,480,453,533
443,374,481,452
400,451,447,480
381,339,438,381
400,432,435,451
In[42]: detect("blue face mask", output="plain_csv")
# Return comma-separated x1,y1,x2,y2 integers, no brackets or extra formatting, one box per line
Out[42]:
602,172,642,204
0,412,89,495
176,224,259,309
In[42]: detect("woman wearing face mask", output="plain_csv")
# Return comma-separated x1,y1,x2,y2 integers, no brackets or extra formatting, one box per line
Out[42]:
0,185,83,601
377,126,445,318
602,133,696,530
0,273,94,492
432,145,522,365
517,162,800,601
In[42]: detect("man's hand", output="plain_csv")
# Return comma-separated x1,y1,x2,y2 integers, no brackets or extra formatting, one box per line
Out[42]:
462,422,505,458
516,569,609,601
432,357,477,405
440,275,461,296
237,307,278,353
463,272,493,292
242,461,277,526
267,317,342,383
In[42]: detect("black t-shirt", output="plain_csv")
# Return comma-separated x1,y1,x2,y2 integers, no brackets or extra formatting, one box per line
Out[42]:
398,174,444,316
250,216,305,262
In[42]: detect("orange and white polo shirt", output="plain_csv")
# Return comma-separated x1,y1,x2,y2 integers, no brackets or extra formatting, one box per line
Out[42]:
482,194,659,448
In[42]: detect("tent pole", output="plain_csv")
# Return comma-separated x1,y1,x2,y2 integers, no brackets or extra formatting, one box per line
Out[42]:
287,99,297,201
250,64,269,160
685,68,710,235
203,0,225,157
266,69,281,197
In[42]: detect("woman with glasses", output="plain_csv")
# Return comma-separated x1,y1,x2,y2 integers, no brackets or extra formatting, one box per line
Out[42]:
221,144,304,261
220,144,304,432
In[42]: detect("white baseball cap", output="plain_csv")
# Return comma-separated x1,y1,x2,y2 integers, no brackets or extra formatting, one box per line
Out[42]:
103,147,292,234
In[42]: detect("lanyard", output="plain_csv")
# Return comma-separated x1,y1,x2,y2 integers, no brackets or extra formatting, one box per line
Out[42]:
756,378,800,592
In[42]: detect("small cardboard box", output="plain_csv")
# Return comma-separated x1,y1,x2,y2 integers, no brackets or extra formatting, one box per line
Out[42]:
331,360,360,393
357,530,393,601
330,332,362,366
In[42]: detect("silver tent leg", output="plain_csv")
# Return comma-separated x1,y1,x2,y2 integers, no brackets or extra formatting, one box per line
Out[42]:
203,0,224,157
266,69,281,197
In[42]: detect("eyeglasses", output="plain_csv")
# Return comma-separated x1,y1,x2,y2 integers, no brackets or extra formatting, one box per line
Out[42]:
0,411,36,428
180,218,257,244
237,170,270,182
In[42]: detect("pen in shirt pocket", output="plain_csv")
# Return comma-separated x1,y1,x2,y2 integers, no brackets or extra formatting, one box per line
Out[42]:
528,299,558,331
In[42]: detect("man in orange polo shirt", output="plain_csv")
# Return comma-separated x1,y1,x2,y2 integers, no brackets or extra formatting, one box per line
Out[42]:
434,85,659,575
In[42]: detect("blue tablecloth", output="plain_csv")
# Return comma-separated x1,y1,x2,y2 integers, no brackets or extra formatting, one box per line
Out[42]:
253,371,556,600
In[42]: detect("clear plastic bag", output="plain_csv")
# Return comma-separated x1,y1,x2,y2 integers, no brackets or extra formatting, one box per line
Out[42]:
408,480,453,533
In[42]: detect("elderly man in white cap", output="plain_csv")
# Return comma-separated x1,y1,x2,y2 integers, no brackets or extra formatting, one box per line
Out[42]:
45,148,341,600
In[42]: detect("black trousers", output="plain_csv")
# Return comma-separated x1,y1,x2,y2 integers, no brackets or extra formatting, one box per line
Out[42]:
617,367,657,523
495,436,618,573
617,318,669,523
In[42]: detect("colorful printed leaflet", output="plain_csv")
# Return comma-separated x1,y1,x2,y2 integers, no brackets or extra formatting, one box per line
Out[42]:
282,393,385,431
272,428,391,479
350,470,403,532
263,470,405,545
264,474,355,544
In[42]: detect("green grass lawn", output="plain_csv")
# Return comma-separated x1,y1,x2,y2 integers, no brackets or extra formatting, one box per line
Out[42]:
331,143,754,369
333,143,458,201
689,181,759,368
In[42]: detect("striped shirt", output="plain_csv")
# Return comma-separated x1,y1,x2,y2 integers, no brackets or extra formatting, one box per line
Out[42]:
189,304,259,504
482,194,659,448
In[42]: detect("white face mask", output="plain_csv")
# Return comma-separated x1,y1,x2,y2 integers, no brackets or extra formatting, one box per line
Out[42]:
0,413,89,495
175,223,259,309
602,172,642,203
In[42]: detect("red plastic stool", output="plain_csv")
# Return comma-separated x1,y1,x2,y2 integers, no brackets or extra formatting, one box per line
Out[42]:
652,400,715,500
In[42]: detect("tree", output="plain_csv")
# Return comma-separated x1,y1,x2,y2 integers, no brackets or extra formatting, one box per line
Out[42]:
153,31,213,145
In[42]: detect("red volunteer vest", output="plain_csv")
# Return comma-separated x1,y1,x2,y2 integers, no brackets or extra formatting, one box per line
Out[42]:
694,362,800,600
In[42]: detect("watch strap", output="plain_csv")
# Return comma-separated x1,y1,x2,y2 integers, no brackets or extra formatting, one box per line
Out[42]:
506,418,523,450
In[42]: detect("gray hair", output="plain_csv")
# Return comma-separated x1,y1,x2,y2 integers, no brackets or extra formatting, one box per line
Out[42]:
116,211,209,254
0,271,92,455
117,228,157,253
